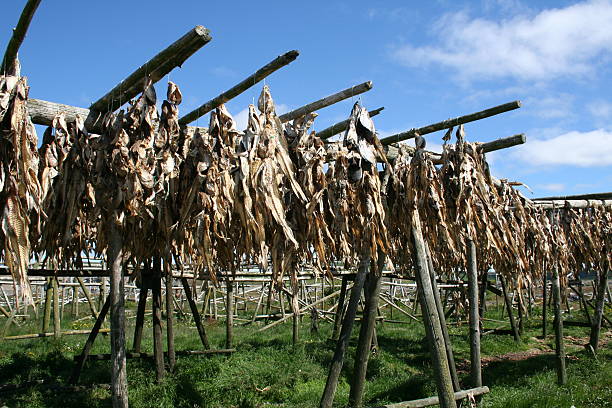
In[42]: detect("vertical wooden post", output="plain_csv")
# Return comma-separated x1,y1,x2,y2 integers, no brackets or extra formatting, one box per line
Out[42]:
479,272,488,318
226,276,234,349
71,286,78,316
467,239,482,388
152,257,165,382
552,267,567,385
52,277,61,338
42,278,52,333
290,283,300,346
410,213,457,408
132,284,150,353
542,269,548,338
331,276,348,341
181,277,211,349
425,242,460,392
500,275,520,342
108,221,128,408
164,258,176,372
320,249,370,408
517,288,525,335
349,252,385,407
589,269,609,353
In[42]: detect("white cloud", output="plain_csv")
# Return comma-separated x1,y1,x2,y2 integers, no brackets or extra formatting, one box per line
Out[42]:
392,0,612,81
512,128,612,166
524,93,574,119
587,99,612,119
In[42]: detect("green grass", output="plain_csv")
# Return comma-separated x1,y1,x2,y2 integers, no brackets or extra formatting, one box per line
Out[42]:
0,300,610,407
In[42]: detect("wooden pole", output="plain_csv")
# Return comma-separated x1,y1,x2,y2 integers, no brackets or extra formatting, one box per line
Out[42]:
181,277,211,350
178,50,299,125
152,257,165,382
320,250,370,408
90,26,211,113
317,107,384,140
226,276,234,349
410,212,457,408
349,252,385,407
467,240,482,388
132,284,148,353
331,276,348,340
500,275,520,342
424,243,460,391
108,221,128,408
290,282,300,345
1,0,42,75
52,277,60,338
42,278,52,333
542,269,548,337
279,81,373,123
589,269,609,353
552,267,567,385
372,386,490,408
69,295,111,384
164,259,176,372
379,100,521,146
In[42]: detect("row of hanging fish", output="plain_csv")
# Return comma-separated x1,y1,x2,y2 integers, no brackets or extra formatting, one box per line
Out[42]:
0,77,610,306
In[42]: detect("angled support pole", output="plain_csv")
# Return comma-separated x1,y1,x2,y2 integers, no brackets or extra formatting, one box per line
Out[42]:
280,81,373,123
179,50,299,126
379,100,521,146
1,0,42,75
90,25,211,113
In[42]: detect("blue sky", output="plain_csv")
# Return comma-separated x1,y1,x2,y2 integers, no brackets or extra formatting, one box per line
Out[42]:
2,0,611,197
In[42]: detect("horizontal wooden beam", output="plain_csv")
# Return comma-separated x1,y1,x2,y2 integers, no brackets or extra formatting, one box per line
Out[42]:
478,133,525,153
533,192,612,201
178,50,299,126
90,25,211,113
1,0,42,75
27,98,208,135
533,199,612,209
278,81,373,123
317,107,384,140
373,386,490,408
379,101,522,146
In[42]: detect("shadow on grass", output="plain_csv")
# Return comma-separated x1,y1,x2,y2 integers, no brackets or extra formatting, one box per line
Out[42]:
482,352,556,387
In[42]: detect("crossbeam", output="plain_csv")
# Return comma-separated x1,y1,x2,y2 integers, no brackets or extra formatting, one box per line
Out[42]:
379,101,521,146
1,0,42,75
279,81,373,123
178,50,299,126
90,25,211,113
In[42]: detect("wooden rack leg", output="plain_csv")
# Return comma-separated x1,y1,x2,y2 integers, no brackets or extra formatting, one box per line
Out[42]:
320,249,370,408
425,242,460,392
349,252,384,407
226,276,234,349
181,277,210,349
152,257,165,382
164,259,176,372
500,276,520,342
69,295,111,384
331,276,348,341
411,213,457,408
132,283,149,353
589,269,609,354
552,268,567,385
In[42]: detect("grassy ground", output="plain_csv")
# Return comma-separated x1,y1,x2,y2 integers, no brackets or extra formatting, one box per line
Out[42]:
0,297,610,407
